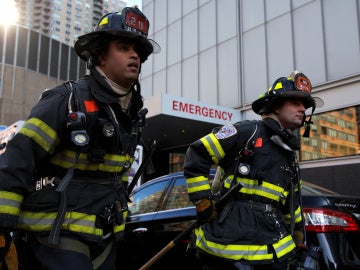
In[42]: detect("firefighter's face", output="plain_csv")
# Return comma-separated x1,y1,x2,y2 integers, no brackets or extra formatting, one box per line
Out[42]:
275,99,306,130
98,40,140,88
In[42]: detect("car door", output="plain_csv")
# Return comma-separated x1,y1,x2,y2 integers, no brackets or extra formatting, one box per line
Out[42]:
117,178,171,270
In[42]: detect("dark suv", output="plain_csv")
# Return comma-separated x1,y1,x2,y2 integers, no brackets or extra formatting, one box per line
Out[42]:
117,171,360,270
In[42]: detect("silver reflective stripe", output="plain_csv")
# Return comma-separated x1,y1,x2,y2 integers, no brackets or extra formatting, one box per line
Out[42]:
241,182,283,198
187,180,208,189
197,234,268,256
202,135,223,162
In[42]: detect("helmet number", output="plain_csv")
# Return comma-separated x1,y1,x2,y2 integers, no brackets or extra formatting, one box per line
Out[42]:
293,72,312,93
125,11,149,36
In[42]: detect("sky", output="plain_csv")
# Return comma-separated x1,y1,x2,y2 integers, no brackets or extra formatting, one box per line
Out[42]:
125,0,143,9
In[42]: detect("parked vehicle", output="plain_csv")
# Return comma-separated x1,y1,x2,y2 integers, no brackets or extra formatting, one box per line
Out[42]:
117,171,360,270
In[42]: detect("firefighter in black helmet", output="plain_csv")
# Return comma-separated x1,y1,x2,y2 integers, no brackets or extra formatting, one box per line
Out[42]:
0,7,159,270
184,71,323,270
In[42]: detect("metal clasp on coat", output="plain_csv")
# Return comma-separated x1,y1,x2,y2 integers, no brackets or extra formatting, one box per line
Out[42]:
264,204,273,213
35,177,56,190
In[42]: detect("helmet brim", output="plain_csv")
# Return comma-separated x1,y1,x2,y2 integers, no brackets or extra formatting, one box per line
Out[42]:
74,30,161,62
252,92,323,115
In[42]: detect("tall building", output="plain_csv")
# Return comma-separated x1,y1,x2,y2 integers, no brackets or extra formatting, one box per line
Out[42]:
103,0,128,15
14,0,127,45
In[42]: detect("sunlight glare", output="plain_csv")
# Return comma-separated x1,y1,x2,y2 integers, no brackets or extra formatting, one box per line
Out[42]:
0,0,18,26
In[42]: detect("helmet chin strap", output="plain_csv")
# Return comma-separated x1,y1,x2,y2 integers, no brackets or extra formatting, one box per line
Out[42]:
302,107,315,138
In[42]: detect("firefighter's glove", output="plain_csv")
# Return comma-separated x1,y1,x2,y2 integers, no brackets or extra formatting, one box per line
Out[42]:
194,198,217,224
293,230,304,248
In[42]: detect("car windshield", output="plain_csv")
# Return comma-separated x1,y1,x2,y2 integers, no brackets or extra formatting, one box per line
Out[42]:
302,181,338,196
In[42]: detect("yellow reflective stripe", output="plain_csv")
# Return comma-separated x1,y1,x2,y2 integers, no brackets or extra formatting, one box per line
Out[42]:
200,134,225,164
18,211,102,236
19,118,59,154
50,149,134,172
186,176,211,194
224,177,289,203
0,191,23,215
273,82,283,90
195,227,273,261
121,172,129,182
114,210,128,234
272,234,296,259
294,179,302,192
238,178,286,202
223,175,234,189
285,206,303,224
280,190,289,205
294,206,302,223
99,16,109,26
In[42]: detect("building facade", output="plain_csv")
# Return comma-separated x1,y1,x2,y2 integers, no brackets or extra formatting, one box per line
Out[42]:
0,24,86,123
14,0,127,45
138,0,360,195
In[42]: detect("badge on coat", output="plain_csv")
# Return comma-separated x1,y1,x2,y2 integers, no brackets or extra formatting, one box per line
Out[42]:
215,124,237,139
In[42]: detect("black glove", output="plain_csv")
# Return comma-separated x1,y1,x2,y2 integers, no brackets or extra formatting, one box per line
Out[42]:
194,198,217,224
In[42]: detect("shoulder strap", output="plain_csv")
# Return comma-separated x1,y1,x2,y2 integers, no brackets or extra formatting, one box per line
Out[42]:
232,121,260,177
238,121,260,160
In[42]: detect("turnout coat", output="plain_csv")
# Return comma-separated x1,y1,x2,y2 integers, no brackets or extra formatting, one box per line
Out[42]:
184,118,304,264
0,68,144,243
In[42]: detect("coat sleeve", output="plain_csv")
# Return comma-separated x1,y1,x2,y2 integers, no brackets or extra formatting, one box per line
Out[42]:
184,121,255,202
0,86,69,229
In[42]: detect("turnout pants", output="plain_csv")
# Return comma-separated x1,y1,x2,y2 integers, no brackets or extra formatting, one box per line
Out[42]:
14,233,116,270
198,252,288,270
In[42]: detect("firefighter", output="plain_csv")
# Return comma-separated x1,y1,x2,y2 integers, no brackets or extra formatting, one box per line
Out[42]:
184,71,323,270
0,7,159,270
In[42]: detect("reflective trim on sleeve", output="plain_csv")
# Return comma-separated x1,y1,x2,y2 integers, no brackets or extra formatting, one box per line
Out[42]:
0,191,23,216
50,149,134,173
285,205,303,224
272,234,296,259
113,210,128,234
200,134,225,164
19,118,59,154
186,175,211,194
294,179,302,192
223,175,234,189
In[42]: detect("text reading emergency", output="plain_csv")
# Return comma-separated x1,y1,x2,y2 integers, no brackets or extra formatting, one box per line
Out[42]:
172,101,233,121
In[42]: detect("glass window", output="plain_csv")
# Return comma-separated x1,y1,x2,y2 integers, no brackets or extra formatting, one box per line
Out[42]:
50,39,60,78
69,49,78,80
60,44,69,80
128,180,168,215
28,31,39,71
5,25,16,65
300,105,360,161
39,35,50,74
17,27,28,68
302,182,337,196
164,177,192,210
